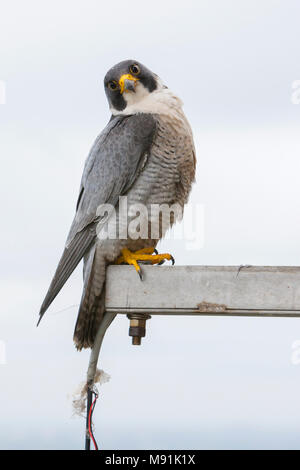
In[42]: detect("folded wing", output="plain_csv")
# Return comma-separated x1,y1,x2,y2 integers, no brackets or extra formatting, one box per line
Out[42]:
38,113,156,324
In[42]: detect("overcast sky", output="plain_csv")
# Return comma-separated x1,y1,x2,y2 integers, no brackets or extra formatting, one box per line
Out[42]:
1,0,300,450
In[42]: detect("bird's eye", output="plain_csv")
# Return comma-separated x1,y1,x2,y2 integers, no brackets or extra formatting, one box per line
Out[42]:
108,81,118,91
130,64,140,75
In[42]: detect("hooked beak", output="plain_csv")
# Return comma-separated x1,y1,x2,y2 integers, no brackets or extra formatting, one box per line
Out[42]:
119,73,139,94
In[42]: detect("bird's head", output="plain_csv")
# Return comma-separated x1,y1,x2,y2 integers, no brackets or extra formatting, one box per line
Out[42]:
104,60,164,114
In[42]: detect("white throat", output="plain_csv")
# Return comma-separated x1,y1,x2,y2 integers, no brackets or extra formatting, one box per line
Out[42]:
110,80,184,117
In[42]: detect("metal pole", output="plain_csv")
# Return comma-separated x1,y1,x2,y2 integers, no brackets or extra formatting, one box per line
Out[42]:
86,312,116,385
85,312,116,450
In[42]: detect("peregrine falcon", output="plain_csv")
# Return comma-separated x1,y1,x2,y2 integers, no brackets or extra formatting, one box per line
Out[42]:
38,60,196,350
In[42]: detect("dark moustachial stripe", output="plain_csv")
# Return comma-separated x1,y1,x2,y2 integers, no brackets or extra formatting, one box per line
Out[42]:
140,74,157,93
109,92,127,112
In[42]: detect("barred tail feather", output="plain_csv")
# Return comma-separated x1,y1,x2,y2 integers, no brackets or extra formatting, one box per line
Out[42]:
73,247,107,350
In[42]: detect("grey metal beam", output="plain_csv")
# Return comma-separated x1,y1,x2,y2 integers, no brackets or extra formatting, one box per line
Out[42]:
105,265,300,317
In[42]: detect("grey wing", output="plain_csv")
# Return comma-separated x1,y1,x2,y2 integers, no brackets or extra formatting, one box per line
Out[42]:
38,113,156,323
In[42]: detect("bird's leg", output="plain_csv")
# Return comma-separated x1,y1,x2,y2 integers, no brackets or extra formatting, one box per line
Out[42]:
115,247,175,280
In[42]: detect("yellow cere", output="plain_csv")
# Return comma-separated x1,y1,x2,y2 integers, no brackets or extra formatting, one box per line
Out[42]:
118,73,139,94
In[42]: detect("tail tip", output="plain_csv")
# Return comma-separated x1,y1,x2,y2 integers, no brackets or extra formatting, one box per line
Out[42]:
36,312,44,327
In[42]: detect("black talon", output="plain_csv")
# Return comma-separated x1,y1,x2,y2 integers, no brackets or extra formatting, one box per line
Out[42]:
170,256,175,265
137,264,143,281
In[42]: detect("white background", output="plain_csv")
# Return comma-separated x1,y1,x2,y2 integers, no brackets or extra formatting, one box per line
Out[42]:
1,0,300,449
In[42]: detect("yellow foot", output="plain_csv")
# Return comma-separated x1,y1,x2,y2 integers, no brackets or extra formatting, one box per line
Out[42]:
116,247,175,280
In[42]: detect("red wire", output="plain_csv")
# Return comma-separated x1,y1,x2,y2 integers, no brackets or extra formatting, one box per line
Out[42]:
88,394,98,450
